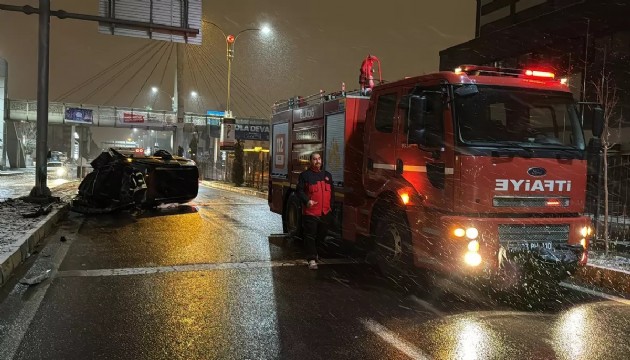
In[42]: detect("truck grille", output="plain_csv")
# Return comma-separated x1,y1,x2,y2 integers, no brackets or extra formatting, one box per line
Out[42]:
498,224,570,244
493,196,570,207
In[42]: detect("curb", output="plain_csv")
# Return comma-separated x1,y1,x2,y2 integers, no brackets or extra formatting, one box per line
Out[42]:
201,181,268,200
0,203,70,287
574,264,630,296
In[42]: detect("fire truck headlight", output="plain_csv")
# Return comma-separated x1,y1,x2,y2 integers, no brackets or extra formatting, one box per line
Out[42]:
580,238,587,249
453,228,466,237
466,227,479,239
400,193,410,205
467,240,480,252
580,226,593,237
464,252,482,266
56,168,66,176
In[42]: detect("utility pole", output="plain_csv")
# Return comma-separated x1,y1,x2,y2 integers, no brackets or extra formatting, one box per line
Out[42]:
29,0,52,200
174,43,185,155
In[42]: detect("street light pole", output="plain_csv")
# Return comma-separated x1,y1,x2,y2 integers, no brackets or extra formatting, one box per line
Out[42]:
225,28,264,118
226,35,234,118
203,20,270,118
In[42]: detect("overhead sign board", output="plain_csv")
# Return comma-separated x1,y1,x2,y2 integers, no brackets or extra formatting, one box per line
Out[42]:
207,110,226,117
65,107,94,124
98,0,202,45
115,110,176,128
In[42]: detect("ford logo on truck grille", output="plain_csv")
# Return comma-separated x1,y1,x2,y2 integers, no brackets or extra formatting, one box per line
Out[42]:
528,167,547,177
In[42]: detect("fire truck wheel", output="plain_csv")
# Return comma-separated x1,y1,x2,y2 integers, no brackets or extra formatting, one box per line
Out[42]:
372,213,413,278
285,193,303,240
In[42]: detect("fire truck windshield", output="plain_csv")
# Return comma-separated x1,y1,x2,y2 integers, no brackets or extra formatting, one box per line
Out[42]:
454,86,585,151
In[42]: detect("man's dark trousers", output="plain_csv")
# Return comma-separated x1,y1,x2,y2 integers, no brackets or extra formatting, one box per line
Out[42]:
303,214,330,261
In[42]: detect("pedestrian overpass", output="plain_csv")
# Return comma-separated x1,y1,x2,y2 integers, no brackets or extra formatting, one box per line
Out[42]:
2,98,270,169
0,54,270,170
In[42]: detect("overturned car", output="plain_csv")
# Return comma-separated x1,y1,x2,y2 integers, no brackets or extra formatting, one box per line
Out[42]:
71,148,199,214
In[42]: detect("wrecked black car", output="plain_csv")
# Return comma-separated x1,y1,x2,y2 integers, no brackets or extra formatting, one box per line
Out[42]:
71,148,199,214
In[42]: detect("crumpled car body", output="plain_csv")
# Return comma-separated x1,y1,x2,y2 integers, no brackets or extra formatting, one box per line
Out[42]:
71,148,199,214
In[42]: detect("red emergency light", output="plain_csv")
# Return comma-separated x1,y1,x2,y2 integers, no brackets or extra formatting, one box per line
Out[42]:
454,65,557,81
524,69,555,79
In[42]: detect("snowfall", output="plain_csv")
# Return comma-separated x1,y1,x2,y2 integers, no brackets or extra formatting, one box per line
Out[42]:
1,172,629,274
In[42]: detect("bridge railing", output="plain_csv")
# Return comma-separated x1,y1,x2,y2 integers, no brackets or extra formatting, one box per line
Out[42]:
7,99,270,128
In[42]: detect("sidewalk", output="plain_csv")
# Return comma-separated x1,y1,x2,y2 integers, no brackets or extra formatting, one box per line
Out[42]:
0,182,78,287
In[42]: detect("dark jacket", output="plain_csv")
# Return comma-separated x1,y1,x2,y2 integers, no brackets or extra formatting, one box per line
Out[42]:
297,167,334,217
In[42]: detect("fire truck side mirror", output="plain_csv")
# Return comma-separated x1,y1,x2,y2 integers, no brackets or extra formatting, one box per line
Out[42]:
592,105,604,138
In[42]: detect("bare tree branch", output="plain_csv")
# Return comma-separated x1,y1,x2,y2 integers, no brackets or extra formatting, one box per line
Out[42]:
592,67,622,255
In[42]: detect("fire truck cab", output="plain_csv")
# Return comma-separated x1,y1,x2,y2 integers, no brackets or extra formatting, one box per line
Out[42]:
269,64,604,288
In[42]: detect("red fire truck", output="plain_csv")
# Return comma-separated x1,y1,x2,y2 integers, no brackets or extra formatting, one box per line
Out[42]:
268,62,603,287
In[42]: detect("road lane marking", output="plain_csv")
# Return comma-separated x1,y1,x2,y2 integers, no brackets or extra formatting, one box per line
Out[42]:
56,258,362,277
408,295,444,317
0,221,77,360
560,282,630,305
361,318,432,360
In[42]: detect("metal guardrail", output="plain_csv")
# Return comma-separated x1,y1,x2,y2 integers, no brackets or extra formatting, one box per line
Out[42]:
272,89,364,114
7,99,270,128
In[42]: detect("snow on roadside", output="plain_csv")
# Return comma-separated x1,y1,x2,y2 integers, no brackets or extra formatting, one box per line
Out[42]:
0,182,79,256
588,250,630,272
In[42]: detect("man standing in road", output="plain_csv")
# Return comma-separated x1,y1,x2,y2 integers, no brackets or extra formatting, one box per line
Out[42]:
297,152,334,270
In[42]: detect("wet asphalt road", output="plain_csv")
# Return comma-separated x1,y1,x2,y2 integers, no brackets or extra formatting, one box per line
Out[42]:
1,185,630,359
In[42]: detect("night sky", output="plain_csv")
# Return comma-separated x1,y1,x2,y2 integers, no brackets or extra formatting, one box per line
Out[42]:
0,0,476,119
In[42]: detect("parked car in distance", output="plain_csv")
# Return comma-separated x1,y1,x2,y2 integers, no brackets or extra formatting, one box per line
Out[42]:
47,160,68,179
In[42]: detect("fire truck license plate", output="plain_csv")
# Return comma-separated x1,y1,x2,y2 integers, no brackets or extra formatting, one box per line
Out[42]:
506,242,554,252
